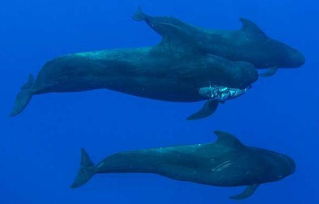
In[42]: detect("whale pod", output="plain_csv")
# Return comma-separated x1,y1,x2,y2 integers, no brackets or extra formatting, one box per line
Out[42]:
11,42,257,118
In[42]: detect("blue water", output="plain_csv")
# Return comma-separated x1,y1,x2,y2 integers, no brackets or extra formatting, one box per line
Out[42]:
1,0,318,203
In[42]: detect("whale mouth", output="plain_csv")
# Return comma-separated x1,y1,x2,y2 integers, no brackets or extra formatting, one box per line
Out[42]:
199,86,248,102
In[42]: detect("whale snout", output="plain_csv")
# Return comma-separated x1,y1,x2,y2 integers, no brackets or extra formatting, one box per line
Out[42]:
263,150,296,180
275,154,296,179
284,155,296,175
280,46,305,68
267,40,305,68
289,50,306,68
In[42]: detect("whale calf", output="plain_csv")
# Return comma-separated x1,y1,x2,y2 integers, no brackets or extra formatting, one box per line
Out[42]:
71,131,295,200
11,41,257,119
134,9,305,76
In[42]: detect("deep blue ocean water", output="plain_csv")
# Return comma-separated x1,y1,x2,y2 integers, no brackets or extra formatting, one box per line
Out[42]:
1,0,318,203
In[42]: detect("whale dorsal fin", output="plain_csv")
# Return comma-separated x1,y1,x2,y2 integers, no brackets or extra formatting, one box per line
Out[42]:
240,18,267,39
133,9,202,55
214,130,244,149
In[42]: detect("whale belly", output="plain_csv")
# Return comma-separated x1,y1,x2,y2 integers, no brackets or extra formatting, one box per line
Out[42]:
103,76,202,102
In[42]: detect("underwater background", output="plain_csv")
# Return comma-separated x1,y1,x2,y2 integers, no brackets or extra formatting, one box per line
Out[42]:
0,0,318,203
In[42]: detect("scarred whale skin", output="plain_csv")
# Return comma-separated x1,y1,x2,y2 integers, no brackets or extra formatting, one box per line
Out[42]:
134,9,305,69
71,131,295,200
10,46,257,117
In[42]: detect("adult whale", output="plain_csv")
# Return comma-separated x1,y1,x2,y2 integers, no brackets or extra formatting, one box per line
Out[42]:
71,131,295,200
134,9,305,76
10,37,258,119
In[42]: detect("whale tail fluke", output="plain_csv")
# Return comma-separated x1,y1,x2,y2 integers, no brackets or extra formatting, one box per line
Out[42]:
70,148,96,188
133,7,147,21
10,74,35,117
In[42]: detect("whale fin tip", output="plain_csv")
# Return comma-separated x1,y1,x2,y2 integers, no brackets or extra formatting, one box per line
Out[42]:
230,184,259,200
133,7,147,21
187,100,218,120
240,17,266,38
10,74,34,117
214,131,244,149
70,148,96,189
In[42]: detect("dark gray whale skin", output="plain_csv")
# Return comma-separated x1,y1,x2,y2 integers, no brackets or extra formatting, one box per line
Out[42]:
71,131,295,200
26,48,254,100
10,46,257,117
134,10,305,69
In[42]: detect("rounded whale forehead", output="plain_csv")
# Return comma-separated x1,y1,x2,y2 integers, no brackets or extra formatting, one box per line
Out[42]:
262,150,296,178
265,40,305,68
277,153,296,173
283,47,305,68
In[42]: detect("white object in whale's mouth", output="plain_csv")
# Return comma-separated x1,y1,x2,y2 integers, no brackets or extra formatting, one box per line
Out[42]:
199,86,248,102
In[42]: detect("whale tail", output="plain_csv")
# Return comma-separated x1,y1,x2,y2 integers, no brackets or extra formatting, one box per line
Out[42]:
10,74,35,117
70,148,96,188
133,7,148,21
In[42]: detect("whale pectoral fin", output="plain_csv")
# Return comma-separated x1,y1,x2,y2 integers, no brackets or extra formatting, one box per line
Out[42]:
230,184,259,200
10,74,34,117
187,100,218,120
259,67,278,77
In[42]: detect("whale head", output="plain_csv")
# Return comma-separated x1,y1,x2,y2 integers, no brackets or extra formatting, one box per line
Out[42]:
239,18,305,68
264,39,305,68
261,150,296,181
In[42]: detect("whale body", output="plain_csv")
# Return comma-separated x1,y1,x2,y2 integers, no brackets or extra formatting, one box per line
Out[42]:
11,45,257,118
71,131,295,200
134,9,305,73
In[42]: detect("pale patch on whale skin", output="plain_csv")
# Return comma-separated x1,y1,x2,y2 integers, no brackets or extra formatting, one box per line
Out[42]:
211,160,233,172
199,86,247,102
73,47,150,60
187,86,248,120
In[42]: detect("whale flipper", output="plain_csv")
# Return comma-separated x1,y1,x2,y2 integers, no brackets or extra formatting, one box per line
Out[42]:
259,67,278,77
10,74,34,117
71,148,96,188
230,184,259,200
187,100,218,120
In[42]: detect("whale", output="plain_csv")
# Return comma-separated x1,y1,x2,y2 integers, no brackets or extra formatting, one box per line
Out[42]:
134,9,305,76
10,38,258,119
70,131,295,200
